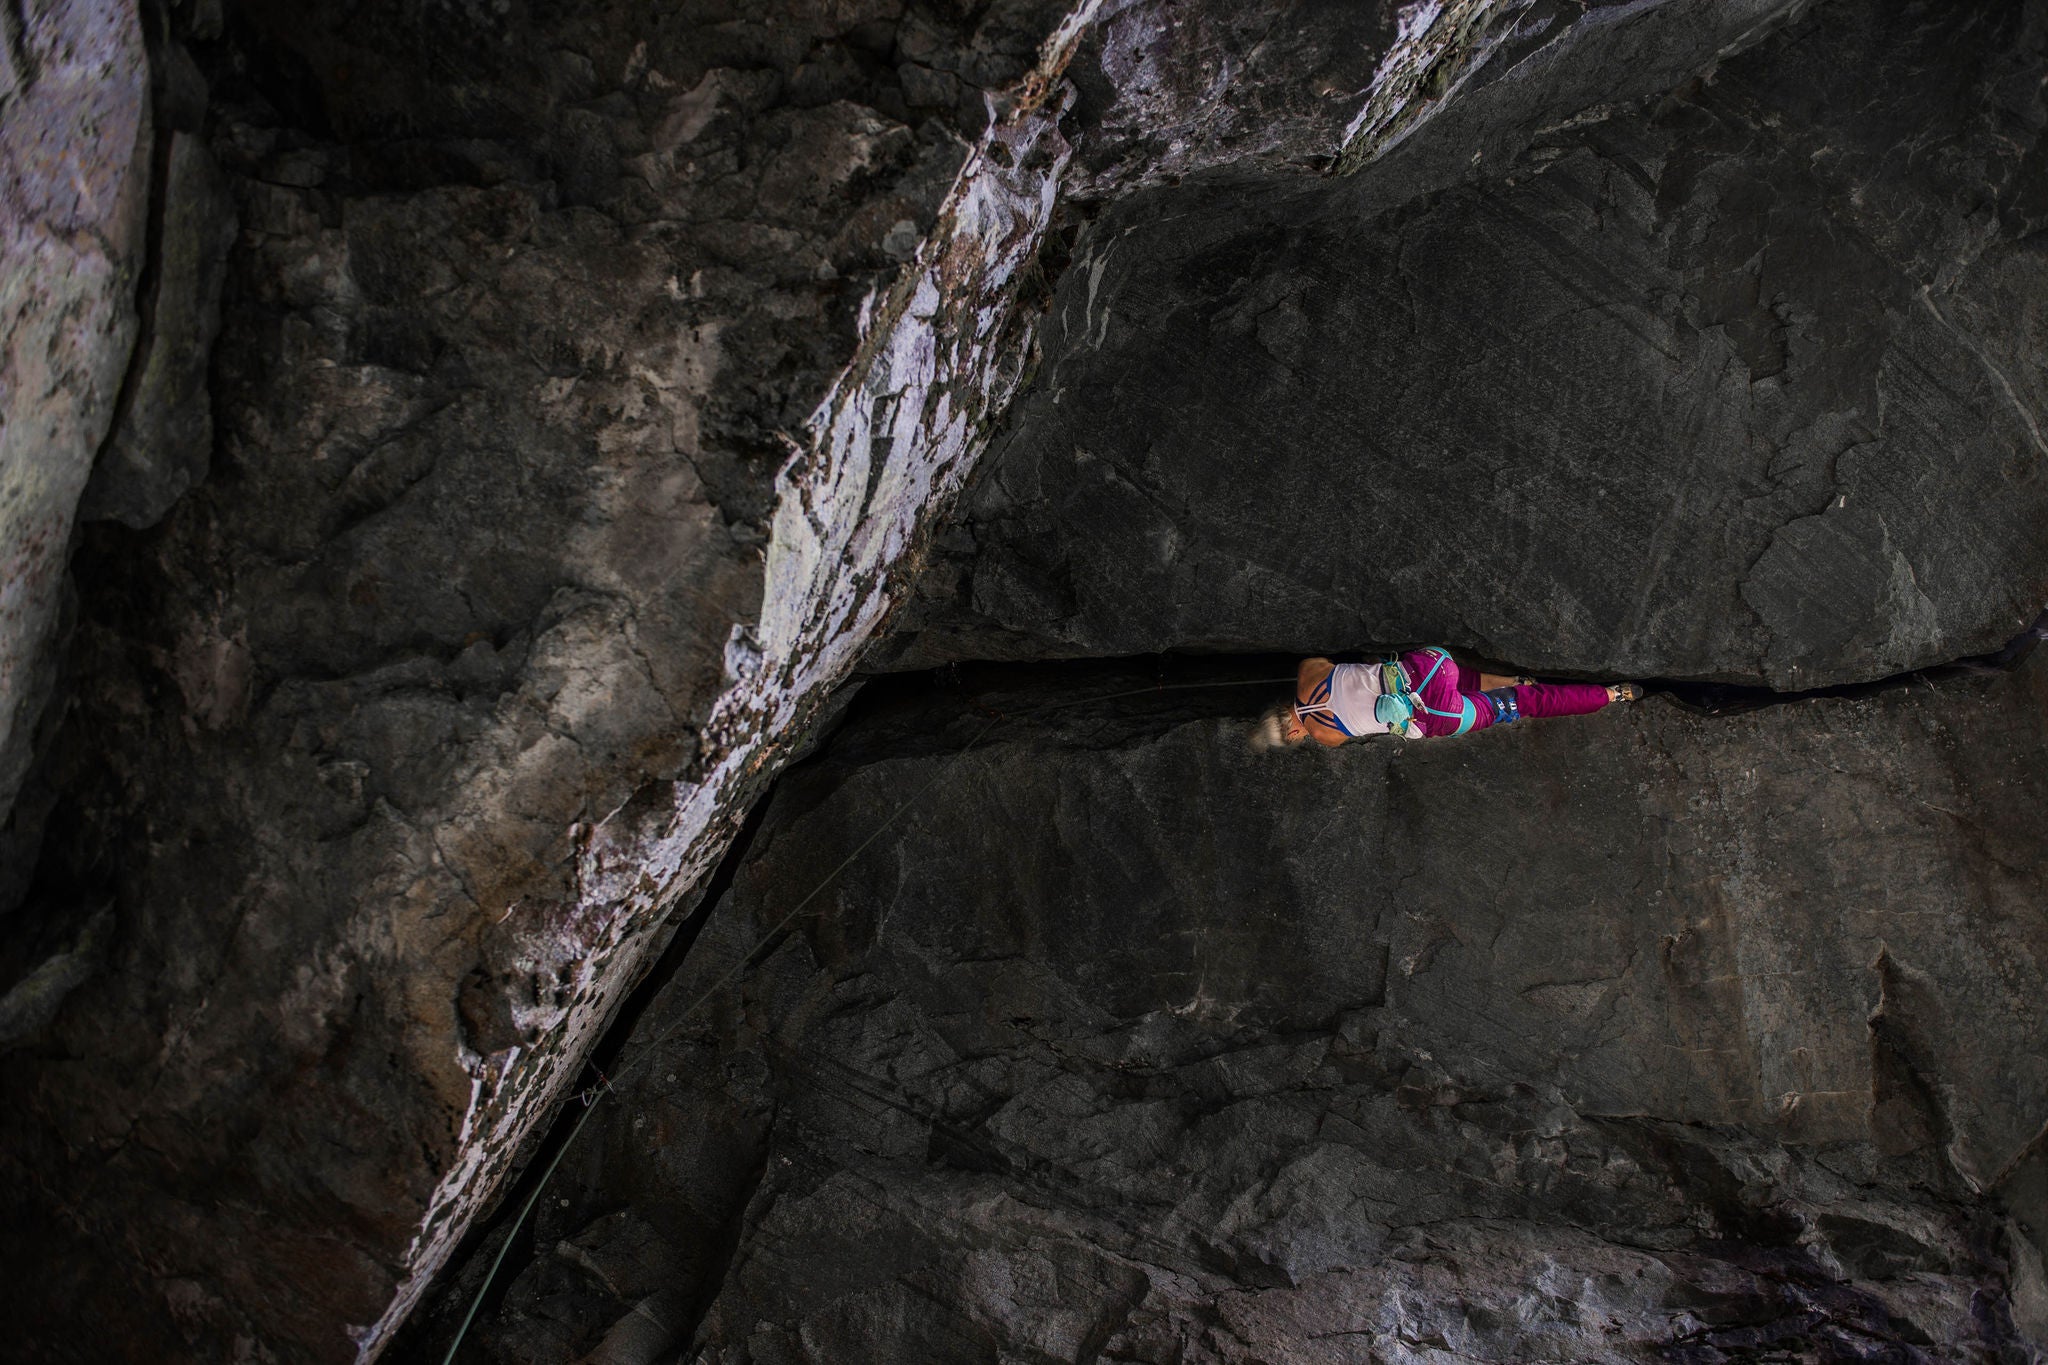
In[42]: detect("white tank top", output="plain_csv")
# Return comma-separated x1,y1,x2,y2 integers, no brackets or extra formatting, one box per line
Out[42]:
1297,662,1403,738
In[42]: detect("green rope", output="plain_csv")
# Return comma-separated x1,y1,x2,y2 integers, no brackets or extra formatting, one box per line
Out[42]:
439,1098,604,1363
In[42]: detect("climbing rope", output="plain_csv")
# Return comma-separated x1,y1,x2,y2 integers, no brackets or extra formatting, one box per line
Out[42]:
439,673,1293,1361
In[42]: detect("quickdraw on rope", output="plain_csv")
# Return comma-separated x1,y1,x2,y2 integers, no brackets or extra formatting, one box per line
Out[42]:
578,1067,616,1109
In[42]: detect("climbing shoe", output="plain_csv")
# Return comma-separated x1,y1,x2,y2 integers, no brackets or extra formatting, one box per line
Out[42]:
1610,682,1644,703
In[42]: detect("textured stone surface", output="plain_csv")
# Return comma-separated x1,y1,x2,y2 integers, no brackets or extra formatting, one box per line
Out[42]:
882,0,2048,686
79,127,237,528
2,3,1075,1359
422,654,2048,1361
6,0,1665,1356
12,0,2048,1361
1060,0,1800,198
0,0,149,816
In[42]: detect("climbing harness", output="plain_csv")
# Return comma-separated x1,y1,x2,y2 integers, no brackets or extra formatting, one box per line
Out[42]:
1295,650,1489,739
1375,648,1477,737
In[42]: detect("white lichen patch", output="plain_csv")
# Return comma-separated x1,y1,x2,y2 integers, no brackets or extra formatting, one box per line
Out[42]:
356,17,1093,1360
1340,0,1535,172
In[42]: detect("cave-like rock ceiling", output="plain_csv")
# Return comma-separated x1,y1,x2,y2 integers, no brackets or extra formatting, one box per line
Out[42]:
4,0,2048,1361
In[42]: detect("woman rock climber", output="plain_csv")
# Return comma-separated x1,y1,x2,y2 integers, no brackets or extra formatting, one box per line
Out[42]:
1274,647,1643,746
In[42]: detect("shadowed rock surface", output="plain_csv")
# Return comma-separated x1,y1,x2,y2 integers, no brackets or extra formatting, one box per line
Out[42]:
10,0,2048,1360
11,1,1812,1355
408,4,2048,1359
882,0,2048,685
2,1,1072,1357
414,654,2048,1361
0,0,149,822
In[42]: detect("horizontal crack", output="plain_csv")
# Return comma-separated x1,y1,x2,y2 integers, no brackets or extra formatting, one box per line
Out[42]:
1653,606,2047,716
829,604,2048,759
396,603,2048,1354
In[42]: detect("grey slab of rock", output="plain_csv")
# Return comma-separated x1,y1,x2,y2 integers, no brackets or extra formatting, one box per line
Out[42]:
79,128,237,529
0,0,149,817
880,0,2048,686
3,2,1080,1359
433,656,2048,1361
3,0,1621,1355
1,0,1996,1360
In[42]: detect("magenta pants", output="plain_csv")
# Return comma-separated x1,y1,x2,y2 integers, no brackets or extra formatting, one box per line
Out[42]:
1399,648,1610,738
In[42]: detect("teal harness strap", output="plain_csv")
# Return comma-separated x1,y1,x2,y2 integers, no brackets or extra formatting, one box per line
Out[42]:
1411,649,1448,695
1404,648,1478,736
1370,648,1479,737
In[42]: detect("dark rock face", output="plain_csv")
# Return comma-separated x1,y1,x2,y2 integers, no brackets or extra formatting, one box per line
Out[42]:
3,2,1070,1358
406,6,2048,1356
82,127,238,529
883,0,2048,686
0,0,149,819
12,0,2048,1359
425,655,2048,1360
13,2,1747,1355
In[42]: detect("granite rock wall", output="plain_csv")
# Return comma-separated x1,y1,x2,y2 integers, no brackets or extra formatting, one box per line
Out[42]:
18,2,1736,1355
3,1,1076,1357
417,652,2048,1360
880,0,2048,687
0,0,149,823
413,2,2048,1359
9,0,2047,1361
